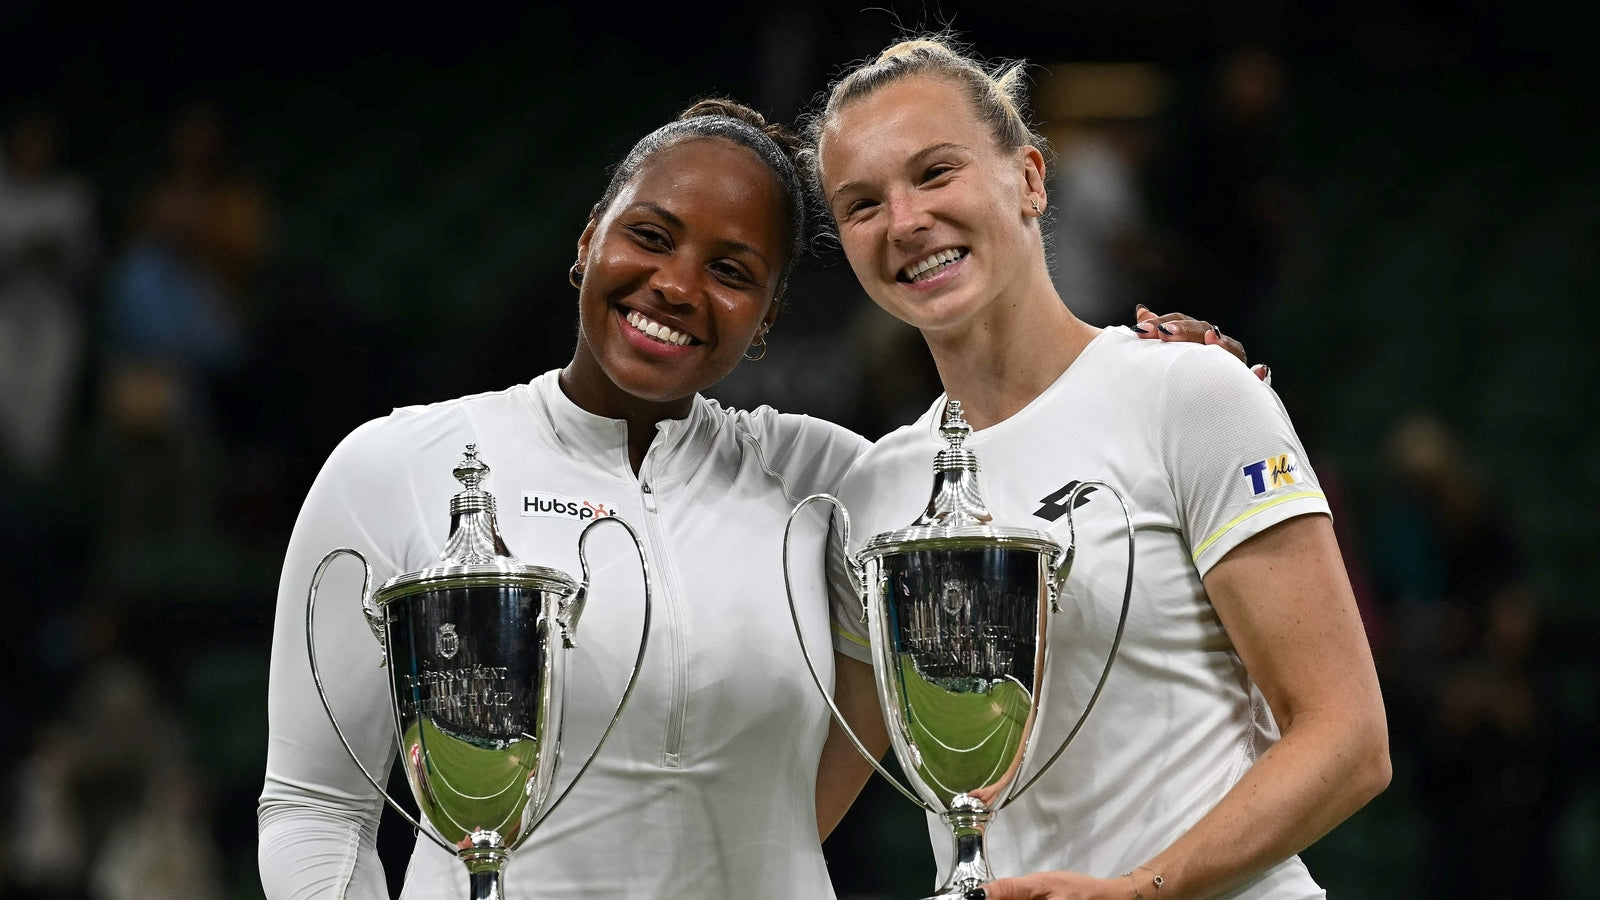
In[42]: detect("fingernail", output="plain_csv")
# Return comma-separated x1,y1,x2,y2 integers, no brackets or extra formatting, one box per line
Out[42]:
1157,323,1174,335
1135,303,1149,314
1131,323,1150,334
1211,325,1222,339
964,891,987,900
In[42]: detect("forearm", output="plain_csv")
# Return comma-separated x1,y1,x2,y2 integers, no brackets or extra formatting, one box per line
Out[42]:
815,653,891,840
1135,707,1390,898
1145,515,1392,899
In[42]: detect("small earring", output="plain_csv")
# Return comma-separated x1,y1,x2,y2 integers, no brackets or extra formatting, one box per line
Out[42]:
744,328,769,361
568,262,584,289
1030,199,1042,215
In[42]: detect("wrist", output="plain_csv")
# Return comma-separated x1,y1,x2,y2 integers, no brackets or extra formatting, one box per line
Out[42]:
1121,865,1165,900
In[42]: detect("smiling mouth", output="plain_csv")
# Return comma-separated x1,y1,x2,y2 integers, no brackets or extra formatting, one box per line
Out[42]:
899,248,967,283
625,310,696,346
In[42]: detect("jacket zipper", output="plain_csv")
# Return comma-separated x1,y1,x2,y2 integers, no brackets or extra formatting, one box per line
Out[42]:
638,468,689,767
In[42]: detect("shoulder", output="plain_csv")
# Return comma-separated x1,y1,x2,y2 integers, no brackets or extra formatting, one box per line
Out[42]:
388,382,534,422
324,384,532,479
1091,328,1263,405
702,398,871,497
840,407,939,487
707,398,869,458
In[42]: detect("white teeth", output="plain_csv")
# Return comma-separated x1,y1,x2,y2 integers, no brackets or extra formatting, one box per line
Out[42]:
902,249,963,282
626,310,692,346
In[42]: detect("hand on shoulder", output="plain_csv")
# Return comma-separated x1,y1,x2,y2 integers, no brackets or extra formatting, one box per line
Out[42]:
1129,304,1272,385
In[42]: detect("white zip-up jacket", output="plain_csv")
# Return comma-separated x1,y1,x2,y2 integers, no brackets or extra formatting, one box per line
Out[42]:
259,369,870,898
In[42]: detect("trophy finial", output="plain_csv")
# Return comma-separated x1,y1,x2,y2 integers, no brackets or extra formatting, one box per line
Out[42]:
441,443,514,563
454,443,490,492
913,399,992,527
940,400,972,449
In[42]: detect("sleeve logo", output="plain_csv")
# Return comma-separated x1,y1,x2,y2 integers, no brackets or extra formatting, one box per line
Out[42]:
1241,453,1298,495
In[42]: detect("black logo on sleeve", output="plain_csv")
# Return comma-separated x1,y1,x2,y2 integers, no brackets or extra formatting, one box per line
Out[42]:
1033,480,1097,522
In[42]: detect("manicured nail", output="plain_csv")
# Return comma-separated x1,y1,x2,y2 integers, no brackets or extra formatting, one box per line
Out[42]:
964,891,987,900
1157,323,1174,335
1135,303,1149,314
1131,323,1150,334
1211,325,1222,339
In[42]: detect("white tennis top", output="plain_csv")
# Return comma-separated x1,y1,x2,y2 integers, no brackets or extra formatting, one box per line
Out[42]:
831,328,1332,898
259,369,870,898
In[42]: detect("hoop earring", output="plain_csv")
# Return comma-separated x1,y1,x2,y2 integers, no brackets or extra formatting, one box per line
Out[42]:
744,331,768,361
568,262,584,289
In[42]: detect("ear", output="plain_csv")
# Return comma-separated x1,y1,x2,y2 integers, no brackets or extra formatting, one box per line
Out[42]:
1020,145,1048,217
575,206,600,262
760,297,780,334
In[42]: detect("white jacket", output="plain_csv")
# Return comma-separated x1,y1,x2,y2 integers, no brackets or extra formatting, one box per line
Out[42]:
259,369,869,898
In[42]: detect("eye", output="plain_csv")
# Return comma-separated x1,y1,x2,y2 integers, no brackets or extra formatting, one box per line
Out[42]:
842,197,878,219
710,259,760,287
626,223,671,249
920,163,956,184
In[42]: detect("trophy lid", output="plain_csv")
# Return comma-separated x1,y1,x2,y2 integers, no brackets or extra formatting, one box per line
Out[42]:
859,401,1061,559
375,444,576,604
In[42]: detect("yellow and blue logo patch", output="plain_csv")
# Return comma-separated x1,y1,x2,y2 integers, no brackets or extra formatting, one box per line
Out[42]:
1242,453,1298,495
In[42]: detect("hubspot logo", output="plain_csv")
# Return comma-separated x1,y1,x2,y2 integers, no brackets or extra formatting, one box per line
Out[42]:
520,491,619,521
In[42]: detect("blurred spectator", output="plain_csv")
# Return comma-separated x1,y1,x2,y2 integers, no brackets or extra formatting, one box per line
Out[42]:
1367,411,1563,898
100,96,267,431
90,96,272,596
1036,62,1174,326
1,608,225,900
1163,46,1298,350
0,100,99,480
0,100,101,799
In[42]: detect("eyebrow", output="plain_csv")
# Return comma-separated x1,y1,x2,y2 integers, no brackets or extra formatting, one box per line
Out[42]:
827,142,972,206
630,201,771,267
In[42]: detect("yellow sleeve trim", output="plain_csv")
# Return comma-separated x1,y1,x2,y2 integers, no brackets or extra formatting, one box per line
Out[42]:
1190,490,1327,563
831,624,871,648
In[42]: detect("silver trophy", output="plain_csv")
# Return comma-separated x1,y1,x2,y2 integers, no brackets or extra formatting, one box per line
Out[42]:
785,401,1133,899
307,444,651,900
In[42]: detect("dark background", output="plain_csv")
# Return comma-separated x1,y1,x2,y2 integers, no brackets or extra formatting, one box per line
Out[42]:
1,1,1595,897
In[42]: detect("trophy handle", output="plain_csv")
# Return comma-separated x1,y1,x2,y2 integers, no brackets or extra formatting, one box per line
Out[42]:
306,547,458,855
783,493,937,813
1006,480,1135,804
531,514,654,829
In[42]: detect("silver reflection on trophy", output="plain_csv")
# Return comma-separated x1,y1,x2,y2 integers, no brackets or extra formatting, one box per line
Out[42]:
307,444,652,900
785,401,1134,900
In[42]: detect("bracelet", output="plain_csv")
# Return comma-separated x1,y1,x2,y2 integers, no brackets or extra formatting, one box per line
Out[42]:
1135,865,1164,895
1122,865,1164,899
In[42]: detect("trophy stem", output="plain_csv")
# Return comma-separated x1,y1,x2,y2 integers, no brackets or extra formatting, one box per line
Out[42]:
467,870,504,900
464,852,509,900
923,803,996,900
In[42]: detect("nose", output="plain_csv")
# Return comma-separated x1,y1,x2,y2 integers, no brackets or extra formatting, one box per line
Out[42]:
647,253,700,308
885,188,932,244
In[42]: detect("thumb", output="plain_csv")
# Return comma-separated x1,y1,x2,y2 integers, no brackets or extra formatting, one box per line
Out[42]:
968,877,1036,900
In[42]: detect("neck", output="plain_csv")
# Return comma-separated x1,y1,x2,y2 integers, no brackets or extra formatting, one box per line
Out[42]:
921,286,1099,431
558,355,691,474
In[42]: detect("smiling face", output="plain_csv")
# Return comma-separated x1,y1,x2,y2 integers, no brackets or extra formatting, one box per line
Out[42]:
818,74,1047,336
565,136,789,419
